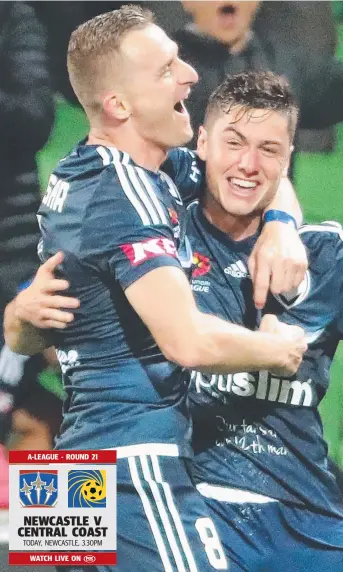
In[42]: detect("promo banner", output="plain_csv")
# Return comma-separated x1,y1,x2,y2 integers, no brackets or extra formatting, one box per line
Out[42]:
8,450,117,567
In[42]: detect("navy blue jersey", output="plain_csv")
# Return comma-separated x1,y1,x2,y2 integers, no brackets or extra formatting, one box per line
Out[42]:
162,147,204,272
37,141,196,455
162,147,204,206
187,203,343,519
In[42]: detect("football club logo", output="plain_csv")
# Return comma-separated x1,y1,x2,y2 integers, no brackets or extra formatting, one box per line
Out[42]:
192,252,211,277
19,470,58,507
68,470,106,508
275,271,311,309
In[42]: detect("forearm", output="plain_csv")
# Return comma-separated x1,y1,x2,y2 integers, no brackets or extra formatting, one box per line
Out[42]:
184,312,284,374
266,177,302,226
126,267,303,377
4,299,52,356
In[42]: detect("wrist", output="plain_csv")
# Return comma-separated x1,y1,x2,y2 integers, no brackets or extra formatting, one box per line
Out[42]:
256,333,283,370
263,209,297,230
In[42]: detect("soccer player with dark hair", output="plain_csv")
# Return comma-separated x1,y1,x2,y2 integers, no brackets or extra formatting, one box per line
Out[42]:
4,7,308,571
173,71,343,571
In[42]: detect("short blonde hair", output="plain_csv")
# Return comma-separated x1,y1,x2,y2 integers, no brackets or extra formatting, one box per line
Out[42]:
67,5,154,113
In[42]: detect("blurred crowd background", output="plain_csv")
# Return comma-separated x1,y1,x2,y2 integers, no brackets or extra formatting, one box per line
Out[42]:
1,0,343,542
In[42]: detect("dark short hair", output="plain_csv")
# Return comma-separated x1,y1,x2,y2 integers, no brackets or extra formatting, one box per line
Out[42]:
204,71,299,140
67,5,154,112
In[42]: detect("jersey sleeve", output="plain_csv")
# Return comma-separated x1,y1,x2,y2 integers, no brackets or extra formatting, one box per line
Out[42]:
303,221,343,337
162,147,205,206
80,166,183,290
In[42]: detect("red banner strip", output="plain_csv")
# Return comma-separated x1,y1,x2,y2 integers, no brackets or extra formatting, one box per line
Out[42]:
9,551,117,566
9,450,117,464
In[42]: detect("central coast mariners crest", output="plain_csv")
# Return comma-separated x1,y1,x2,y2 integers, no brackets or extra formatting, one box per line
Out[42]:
275,271,311,309
19,470,58,507
68,469,106,508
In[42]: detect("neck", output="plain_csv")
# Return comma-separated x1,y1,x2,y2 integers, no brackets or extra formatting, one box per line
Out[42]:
87,124,167,172
229,29,253,55
203,192,261,241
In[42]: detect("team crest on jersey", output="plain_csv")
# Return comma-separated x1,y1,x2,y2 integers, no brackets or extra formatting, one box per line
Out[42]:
275,271,311,309
19,470,58,507
192,252,211,277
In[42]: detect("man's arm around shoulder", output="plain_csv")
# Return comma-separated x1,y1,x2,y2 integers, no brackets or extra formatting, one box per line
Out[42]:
4,252,80,356
4,298,52,355
125,265,307,377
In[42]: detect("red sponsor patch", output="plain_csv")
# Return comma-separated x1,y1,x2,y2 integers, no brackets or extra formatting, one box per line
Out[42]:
121,238,177,266
192,252,211,277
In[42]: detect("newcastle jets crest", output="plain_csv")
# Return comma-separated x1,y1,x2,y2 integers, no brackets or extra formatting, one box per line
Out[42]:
19,470,58,507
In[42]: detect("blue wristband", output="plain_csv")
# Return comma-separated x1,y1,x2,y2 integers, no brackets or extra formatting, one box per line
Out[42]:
17,279,33,293
263,209,297,229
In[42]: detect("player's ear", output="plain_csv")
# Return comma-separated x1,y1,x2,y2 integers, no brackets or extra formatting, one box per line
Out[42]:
197,126,208,161
103,92,132,120
282,145,294,177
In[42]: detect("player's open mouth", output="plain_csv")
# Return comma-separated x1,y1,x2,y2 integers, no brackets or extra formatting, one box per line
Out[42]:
218,3,236,16
174,100,187,115
217,4,237,26
228,177,258,196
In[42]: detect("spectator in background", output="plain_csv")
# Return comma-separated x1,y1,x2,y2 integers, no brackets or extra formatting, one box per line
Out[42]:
0,0,54,313
30,1,144,106
175,0,343,166
0,1,55,505
30,1,86,105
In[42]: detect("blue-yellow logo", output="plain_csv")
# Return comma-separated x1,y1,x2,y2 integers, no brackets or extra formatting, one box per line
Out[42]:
19,470,58,507
68,470,106,508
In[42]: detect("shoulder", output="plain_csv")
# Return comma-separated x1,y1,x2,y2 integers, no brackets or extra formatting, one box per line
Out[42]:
186,199,200,217
40,145,165,250
163,148,204,205
299,221,343,270
299,221,343,246
41,144,118,219
164,147,200,178
79,149,176,255
53,144,169,227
